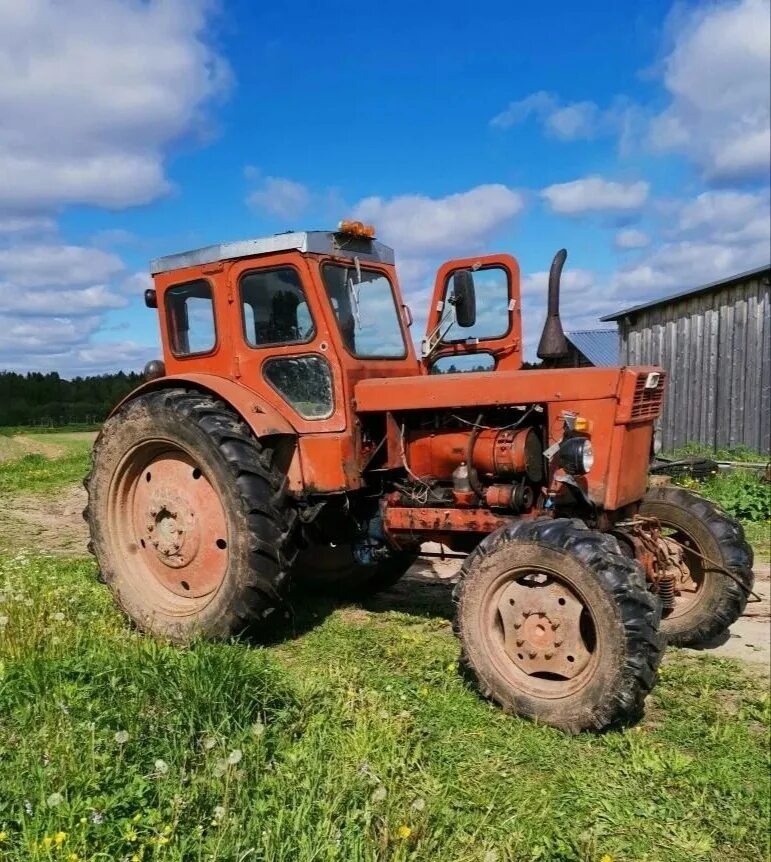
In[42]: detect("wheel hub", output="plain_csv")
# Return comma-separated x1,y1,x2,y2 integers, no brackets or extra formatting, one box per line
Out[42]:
143,490,199,567
497,578,591,678
130,450,228,599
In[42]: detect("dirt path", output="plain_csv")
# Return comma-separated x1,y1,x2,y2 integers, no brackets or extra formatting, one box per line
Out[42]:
2,485,768,673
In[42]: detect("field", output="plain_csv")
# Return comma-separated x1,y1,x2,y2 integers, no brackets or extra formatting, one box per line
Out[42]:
0,432,768,862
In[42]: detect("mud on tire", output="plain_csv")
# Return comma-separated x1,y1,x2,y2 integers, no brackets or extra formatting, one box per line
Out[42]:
640,485,754,647
85,388,298,642
454,518,663,733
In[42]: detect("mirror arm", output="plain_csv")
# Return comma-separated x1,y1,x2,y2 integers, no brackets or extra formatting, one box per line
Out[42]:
421,307,456,359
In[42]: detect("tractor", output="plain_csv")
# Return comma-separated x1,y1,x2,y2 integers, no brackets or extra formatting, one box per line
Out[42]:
85,222,754,732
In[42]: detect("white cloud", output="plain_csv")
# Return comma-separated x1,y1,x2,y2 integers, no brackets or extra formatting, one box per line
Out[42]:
353,184,524,256
490,91,631,141
0,244,124,288
615,228,651,249
675,190,770,244
541,177,650,215
0,0,229,215
247,176,311,219
649,0,771,182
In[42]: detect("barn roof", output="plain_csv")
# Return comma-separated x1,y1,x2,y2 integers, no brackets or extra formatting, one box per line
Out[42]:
565,329,619,366
600,264,771,322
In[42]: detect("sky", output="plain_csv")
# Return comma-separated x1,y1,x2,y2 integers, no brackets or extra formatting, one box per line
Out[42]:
0,0,769,376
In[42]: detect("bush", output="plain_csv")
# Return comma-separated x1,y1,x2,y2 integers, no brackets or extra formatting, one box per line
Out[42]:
698,470,771,523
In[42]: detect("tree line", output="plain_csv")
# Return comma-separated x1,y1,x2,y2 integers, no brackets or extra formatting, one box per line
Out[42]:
0,371,143,427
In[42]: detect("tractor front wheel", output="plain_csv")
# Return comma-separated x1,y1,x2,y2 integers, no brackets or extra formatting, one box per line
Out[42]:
85,389,298,642
454,518,663,733
640,485,754,646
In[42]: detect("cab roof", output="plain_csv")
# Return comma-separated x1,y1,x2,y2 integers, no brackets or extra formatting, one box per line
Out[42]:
149,230,395,275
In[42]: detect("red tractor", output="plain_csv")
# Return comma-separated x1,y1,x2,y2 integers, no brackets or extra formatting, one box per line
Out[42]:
86,222,754,732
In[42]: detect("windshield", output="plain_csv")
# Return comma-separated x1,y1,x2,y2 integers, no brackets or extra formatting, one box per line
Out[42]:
321,263,407,358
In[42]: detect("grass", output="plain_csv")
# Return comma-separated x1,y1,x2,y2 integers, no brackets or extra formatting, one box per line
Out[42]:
0,553,768,862
0,443,768,860
0,441,91,497
666,443,768,464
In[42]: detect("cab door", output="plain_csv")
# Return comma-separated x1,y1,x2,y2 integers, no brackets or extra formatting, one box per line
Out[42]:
226,252,347,434
422,254,522,372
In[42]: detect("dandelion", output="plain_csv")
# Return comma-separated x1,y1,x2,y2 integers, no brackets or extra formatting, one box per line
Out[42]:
54,831,67,846
46,792,64,808
53,612,65,622
0,615,8,628
484,852,499,862
24,800,33,816
0,831,7,842
157,835,169,845
154,758,169,775
371,785,387,803
251,720,265,737
41,835,54,850
227,749,242,765
396,825,412,839
599,856,614,862
411,797,426,812
68,854,80,861
202,737,217,750
213,805,226,823
213,759,228,777
114,730,129,745
90,811,103,825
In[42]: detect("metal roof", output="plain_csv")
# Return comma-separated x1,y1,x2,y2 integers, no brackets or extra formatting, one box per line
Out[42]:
565,329,619,367
601,264,771,321
149,230,395,275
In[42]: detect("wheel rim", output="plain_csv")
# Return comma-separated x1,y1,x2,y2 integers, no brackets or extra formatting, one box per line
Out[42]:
108,440,229,611
480,566,600,700
657,523,704,620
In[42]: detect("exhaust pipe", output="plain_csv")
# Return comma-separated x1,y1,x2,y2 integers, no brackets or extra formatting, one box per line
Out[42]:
536,248,570,361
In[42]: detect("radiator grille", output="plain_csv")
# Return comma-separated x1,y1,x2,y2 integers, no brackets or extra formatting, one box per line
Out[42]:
630,372,665,420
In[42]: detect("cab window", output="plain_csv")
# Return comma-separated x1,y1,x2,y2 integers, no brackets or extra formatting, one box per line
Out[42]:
321,264,406,358
240,267,314,347
165,279,216,356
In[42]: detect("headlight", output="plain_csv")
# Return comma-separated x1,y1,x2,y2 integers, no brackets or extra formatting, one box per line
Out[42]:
559,437,594,475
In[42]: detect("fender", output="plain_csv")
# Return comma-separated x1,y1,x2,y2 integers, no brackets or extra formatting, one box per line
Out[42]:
109,373,297,438
109,373,306,492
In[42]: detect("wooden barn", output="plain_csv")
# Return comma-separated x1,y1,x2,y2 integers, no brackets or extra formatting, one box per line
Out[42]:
602,265,771,454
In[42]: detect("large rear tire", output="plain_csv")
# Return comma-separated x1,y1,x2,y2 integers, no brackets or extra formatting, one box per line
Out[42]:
640,485,754,646
85,389,298,642
294,543,417,598
454,518,663,733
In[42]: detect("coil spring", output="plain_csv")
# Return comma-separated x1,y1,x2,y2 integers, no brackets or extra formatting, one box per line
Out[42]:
656,574,676,610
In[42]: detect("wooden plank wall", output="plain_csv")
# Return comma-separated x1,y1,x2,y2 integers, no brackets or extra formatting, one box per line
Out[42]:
619,273,770,453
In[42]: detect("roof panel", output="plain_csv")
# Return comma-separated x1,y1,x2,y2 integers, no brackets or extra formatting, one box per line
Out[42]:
565,329,619,367
150,231,395,274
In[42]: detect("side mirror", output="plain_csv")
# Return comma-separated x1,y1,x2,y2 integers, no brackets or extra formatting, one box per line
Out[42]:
450,270,476,328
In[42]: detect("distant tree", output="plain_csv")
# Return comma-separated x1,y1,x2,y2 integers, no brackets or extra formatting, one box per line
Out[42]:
0,370,143,426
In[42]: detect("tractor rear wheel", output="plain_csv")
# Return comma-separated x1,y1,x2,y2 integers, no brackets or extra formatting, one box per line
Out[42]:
454,518,663,733
85,389,298,642
640,485,754,646
294,543,417,597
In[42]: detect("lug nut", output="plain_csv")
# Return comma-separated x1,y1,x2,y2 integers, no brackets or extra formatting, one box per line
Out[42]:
515,639,524,647
544,651,553,660
551,621,560,630
528,650,537,659
555,639,563,647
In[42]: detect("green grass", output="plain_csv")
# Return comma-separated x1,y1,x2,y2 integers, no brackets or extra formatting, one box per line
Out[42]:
0,553,768,862
0,451,91,497
0,425,101,437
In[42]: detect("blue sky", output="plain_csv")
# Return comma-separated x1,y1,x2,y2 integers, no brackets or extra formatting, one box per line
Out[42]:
1,0,768,374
